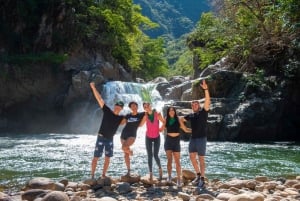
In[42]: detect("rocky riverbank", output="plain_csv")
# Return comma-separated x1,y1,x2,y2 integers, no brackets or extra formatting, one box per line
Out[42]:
1,170,299,201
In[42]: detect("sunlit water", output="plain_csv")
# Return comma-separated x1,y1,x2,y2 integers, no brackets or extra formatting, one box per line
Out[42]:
1,129,299,192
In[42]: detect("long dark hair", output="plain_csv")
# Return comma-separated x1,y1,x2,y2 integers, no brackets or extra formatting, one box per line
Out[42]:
166,106,178,126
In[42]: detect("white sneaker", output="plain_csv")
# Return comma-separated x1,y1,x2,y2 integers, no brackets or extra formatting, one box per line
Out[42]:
192,176,200,186
167,176,172,183
177,180,183,187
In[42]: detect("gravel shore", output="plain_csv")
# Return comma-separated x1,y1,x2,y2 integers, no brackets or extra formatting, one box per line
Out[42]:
1,170,299,201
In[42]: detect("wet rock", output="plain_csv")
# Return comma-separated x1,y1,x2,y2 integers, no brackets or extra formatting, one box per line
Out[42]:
21,189,49,201
41,191,69,201
120,172,141,184
25,177,56,190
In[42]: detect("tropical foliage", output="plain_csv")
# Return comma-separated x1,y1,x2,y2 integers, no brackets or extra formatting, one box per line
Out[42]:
187,0,300,77
0,0,168,80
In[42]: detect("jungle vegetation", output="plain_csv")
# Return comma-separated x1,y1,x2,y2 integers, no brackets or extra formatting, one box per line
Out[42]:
0,0,299,80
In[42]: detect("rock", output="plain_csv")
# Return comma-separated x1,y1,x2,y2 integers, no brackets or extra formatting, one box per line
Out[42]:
21,189,49,201
195,193,215,200
59,179,69,187
98,196,117,201
0,192,12,201
140,175,157,185
77,183,91,191
83,178,97,186
285,179,298,187
182,169,196,180
116,182,132,194
178,192,190,201
216,192,236,200
25,177,56,190
255,176,268,182
292,183,300,189
54,182,65,191
120,172,141,184
97,176,113,186
66,182,79,191
41,191,69,201
224,179,248,189
228,192,264,201
264,181,278,190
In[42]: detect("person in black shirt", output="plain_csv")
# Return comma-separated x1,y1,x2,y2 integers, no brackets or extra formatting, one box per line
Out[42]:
90,82,125,179
162,106,191,187
180,80,210,188
120,101,145,176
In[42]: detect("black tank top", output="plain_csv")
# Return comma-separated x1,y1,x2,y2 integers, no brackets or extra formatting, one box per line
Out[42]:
166,117,180,133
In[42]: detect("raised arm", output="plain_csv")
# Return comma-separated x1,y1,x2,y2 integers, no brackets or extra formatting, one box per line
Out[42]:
90,82,105,108
200,80,211,111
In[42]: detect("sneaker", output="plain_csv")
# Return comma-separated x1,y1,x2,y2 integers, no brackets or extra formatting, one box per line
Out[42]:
177,180,183,187
167,176,172,183
192,176,200,186
197,179,205,188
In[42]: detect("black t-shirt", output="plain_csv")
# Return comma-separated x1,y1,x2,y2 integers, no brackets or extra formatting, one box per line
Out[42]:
184,109,208,138
98,104,124,140
121,112,145,138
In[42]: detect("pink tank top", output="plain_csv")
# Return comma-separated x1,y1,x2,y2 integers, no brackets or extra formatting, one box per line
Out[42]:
146,111,160,138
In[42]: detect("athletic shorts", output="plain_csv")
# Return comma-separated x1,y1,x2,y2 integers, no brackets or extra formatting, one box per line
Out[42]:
164,135,180,152
189,137,207,156
120,132,136,140
94,135,114,157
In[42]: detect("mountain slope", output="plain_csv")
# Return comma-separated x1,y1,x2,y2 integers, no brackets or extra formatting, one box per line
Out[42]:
133,0,210,38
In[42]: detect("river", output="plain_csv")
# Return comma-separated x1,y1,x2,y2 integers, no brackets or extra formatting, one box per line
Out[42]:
1,130,299,192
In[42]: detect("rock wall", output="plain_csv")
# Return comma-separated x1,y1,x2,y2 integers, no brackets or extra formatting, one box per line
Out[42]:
0,50,132,134
158,60,300,142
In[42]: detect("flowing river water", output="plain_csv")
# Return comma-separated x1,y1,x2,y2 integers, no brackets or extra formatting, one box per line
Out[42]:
0,131,299,192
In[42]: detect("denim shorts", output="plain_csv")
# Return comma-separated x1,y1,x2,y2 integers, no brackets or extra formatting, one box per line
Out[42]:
189,137,207,156
94,135,114,157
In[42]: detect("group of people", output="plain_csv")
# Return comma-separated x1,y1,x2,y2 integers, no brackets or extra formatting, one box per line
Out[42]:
89,80,210,188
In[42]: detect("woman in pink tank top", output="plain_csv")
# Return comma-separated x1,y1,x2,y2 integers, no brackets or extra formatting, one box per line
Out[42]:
140,102,165,182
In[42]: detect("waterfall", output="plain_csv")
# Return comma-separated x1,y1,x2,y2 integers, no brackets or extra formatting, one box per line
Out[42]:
101,81,164,114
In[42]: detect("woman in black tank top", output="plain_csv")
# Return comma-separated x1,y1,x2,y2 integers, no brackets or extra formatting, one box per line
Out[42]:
162,106,191,187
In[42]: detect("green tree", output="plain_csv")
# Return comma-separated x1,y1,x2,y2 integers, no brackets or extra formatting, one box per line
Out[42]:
135,36,168,80
187,0,300,76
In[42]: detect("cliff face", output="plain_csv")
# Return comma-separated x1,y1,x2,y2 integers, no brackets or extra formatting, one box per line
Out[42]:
158,62,300,142
0,50,132,134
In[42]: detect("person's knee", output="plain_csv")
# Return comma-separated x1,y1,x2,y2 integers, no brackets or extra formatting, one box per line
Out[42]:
92,157,99,163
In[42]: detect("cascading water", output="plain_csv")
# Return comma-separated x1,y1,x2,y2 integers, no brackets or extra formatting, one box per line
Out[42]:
101,81,164,113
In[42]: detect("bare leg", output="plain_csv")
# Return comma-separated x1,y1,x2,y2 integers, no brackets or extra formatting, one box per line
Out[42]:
165,150,173,180
173,152,181,183
121,137,136,173
199,155,205,177
189,152,200,174
91,157,99,179
102,156,110,177
124,152,130,173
